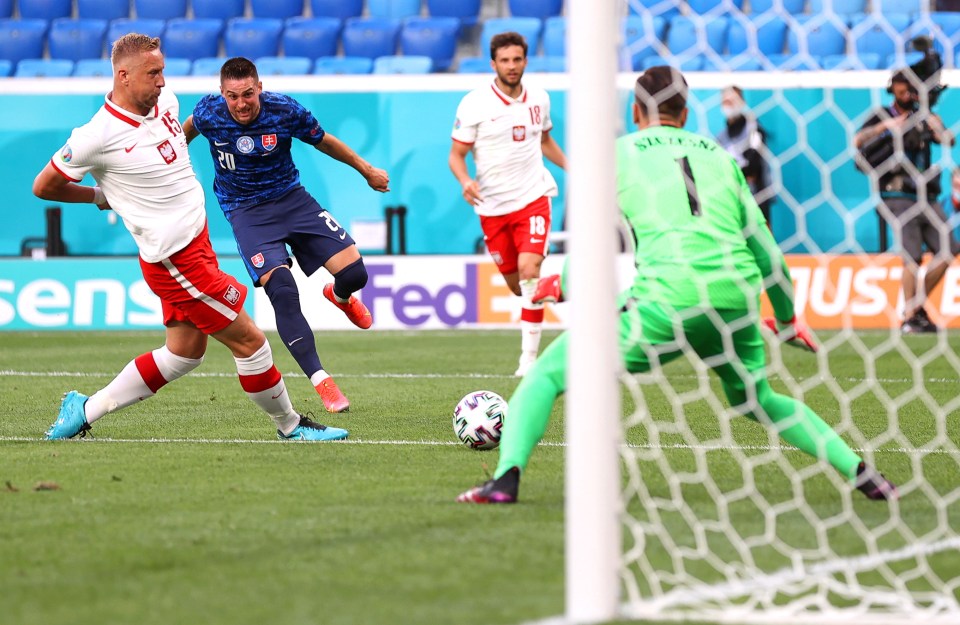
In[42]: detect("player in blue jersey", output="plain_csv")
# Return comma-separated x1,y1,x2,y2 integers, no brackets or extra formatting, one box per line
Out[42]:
184,57,390,414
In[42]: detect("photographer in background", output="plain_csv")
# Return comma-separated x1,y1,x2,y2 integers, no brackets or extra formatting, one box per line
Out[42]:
855,54,957,334
717,85,774,227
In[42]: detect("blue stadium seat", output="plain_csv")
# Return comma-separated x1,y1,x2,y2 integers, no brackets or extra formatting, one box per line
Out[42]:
0,59,10,74
225,18,284,59
191,56,223,75
809,0,867,14
0,19,48,65
368,0,421,18
282,17,342,59
342,17,401,59
766,52,820,70
19,0,71,20
525,54,564,72
163,57,192,75
311,0,363,20
874,0,921,12
49,18,109,62
134,0,187,20
726,15,787,56
73,58,113,76
78,0,130,21
888,49,924,70
930,12,960,48
107,18,165,46
480,17,542,58
162,18,223,61
628,0,680,19
622,15,667,71
251,0,304,20
819,52,881,69
667,16,728,56
542,16,564,56
400,17,459,71
750,0,805,12
373,54,432,73
313,55,372,73
787,15,848,57
852,14,911,60
0,0,10,18
427,0,481,27
508,0,563,20
701,54,764,71
456,56,491,72
687,0,743,13
641,54,703,71
193,0,245,20
15,58,74,77
255,55,313,74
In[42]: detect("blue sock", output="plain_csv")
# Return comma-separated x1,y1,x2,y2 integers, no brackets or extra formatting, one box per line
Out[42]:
263,268,322,377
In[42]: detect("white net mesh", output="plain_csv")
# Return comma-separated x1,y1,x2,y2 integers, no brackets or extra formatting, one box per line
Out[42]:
614,1,960,623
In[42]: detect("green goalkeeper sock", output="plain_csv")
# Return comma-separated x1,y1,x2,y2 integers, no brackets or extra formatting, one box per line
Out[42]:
494,333,569,479
747,384,862,480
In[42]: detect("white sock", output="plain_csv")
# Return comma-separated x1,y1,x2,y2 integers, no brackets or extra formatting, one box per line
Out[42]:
235,341,300,434
519,279,544,357
85,346,202,424
309,370,331,386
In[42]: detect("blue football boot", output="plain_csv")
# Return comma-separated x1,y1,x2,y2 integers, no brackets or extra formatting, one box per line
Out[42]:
278,414,348,441
45,391,92,440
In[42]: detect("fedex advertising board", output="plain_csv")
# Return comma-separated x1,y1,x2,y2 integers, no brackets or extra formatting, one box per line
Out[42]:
4,254,960,331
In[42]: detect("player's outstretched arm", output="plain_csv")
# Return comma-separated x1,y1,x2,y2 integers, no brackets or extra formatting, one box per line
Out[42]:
315,132,389,192
33,162,109,209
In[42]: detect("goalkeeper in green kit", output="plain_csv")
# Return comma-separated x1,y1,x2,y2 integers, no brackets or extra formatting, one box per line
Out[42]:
457,66,898,504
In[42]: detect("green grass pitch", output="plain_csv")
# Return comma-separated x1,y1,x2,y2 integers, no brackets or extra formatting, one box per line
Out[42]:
1,329,957,625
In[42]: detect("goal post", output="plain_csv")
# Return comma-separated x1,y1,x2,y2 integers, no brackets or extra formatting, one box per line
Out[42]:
565,0,622,623
562,2,960,624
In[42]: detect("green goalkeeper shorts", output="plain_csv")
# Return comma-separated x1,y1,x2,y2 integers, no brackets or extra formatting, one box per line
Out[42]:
619,300,767,391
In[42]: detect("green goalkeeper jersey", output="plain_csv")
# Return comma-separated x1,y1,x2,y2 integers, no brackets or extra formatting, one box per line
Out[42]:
616,124,794,319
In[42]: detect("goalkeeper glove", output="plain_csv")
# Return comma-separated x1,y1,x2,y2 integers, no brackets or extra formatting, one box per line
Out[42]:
762,316,818,353
531,274,564,304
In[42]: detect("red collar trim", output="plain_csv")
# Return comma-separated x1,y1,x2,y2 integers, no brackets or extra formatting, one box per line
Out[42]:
103,92,147,128
490,82,527,105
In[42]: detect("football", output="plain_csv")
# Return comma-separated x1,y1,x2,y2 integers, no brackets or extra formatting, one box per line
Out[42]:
453,390,507,450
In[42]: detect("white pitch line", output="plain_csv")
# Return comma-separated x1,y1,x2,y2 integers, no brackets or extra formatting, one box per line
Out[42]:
0,436,957,457
3,369,959,386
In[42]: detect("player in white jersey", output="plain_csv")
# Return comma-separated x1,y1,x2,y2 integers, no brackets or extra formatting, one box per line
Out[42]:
31,33,347,442
449,31,567,377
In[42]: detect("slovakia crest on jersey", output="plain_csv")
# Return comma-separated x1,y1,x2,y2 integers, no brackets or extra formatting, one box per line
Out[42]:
157,140,177,164
251,252,265,268
512,126,526,142
262,134,277,151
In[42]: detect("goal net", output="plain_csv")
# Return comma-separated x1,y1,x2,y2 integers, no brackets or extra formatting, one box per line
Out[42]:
564,1,960,623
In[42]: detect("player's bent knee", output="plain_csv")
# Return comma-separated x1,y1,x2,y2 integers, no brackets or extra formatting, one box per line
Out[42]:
333,258,368,296
263,267,299,304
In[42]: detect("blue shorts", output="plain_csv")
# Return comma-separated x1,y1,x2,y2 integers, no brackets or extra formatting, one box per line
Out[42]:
226,186,356,286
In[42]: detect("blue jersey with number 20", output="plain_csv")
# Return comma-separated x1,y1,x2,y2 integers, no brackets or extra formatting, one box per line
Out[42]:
192,91,326,214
